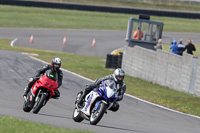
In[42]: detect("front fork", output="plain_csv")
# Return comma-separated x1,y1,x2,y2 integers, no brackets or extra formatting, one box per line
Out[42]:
35,90,48,106
93,100,108,112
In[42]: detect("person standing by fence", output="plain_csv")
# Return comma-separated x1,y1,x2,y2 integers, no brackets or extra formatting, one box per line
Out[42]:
170,40,178,54
185,39,196,55
177,39,185,56
156,39,162,50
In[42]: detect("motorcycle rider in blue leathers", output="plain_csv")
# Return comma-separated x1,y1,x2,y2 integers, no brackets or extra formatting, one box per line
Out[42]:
77,68,126,111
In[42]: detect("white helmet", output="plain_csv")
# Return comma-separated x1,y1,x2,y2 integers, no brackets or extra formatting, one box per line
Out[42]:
113,68,125,83
51,57,61,71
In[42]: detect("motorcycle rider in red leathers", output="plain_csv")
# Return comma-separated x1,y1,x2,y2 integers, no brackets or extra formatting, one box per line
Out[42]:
23,57,63,99
77,68,126,112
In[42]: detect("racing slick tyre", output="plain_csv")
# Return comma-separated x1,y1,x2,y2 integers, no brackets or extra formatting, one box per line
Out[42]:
23,101,32,112
90,102,107,125
32,94,47,114
72,108,84,122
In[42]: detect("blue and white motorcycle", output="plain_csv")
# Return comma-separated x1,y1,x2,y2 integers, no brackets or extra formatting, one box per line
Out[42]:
73,80,118,125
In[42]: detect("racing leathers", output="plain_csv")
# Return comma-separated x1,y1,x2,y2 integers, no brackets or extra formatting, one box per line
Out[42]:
78,74,126,111
23,64,63,98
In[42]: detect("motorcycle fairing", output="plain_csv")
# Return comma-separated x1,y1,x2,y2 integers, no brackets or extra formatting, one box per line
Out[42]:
97,82,118,102
81,91,99,116
31,73,58,97
79,80,118,117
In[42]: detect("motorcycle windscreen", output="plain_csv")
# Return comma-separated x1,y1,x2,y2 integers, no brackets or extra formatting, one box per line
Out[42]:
39,70,59,90
105,86,116,98
101,80,118,101
45,69,58,81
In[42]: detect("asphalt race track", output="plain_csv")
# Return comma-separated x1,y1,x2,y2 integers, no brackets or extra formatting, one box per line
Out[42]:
0,28,127,57
1,52,200,133
1,28,200,57
1,28,200,133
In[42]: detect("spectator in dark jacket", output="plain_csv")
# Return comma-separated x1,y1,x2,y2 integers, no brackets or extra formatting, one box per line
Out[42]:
177,39,185,56
185,39,196,55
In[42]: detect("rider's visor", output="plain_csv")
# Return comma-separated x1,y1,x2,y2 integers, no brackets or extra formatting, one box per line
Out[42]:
117,76,124,81
54,64,60,68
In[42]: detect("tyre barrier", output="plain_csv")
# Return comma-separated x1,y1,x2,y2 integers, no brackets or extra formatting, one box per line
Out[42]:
0,0,200,19
105,54,123,69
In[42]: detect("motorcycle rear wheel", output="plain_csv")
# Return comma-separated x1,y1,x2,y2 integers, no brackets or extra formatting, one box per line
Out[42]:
72,108,84,122
90,102,107,125
32,94,47,114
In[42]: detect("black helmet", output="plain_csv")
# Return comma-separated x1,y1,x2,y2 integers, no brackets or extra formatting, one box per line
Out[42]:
113,68,125,83
51,57,61,71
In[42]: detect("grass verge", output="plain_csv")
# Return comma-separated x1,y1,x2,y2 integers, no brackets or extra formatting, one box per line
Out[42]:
0,5,200,33
1,38,200,117
0,116,91,133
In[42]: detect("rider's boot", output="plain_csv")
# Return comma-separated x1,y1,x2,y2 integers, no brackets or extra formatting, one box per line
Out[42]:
77,89,91,105
23,86,30,97
77,93,86,105
77,85,94,105
23,77,37,97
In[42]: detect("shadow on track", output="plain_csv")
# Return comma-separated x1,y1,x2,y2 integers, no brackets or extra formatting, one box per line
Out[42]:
97,124,147,133
82,122,147,133
38,113,71,120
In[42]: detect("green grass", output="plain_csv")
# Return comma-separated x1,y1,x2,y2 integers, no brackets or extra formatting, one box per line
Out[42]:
2,39,200,117
0,5,200,32
1,3,200,132
0,116,91,133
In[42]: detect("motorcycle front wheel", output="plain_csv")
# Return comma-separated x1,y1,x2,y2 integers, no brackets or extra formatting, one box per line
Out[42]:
72,108,84,122
32,94,47,114
23,92,32,112
90,102,107,125
23,101,32,112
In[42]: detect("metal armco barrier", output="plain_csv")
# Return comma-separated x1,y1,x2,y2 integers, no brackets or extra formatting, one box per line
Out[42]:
1,0,200,19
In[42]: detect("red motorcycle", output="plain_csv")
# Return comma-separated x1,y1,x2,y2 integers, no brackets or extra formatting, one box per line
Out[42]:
23,69,58,114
